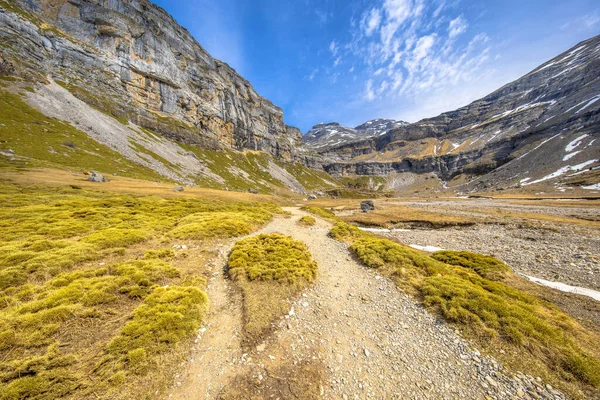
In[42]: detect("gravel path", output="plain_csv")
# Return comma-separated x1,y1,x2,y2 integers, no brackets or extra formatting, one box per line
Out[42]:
167,208,569,399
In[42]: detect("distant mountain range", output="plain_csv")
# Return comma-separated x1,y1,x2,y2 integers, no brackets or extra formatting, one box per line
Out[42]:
304,35,600,194
302,119,409,150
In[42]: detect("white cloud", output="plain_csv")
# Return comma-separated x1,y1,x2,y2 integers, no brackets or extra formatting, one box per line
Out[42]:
334,56,342,67
307,67,319,81
318,0,500,126
329,40,338,56
365,80,376,101
413,34,435,61
316,10,330,24
448,16,467,38
361,8,382,37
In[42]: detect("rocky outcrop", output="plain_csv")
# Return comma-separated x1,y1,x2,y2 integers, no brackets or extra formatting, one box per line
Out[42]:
0,0,302,160
302,119,408,151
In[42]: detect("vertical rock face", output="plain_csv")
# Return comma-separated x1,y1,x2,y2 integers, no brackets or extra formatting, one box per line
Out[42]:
0,0,301,160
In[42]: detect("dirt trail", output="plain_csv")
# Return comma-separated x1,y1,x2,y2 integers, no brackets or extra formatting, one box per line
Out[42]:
167,208,567,400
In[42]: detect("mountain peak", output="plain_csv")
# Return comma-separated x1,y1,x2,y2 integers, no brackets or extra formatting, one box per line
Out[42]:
303,119,408,150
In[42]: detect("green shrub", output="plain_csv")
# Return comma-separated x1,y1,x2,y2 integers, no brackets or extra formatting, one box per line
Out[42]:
228,234,318,283
107,285,208,362
301,206,337,221
329,222,365,241
228,234,318,345
81,228,149,249
298,216,316,227
169,211,273,240
431,251,511,281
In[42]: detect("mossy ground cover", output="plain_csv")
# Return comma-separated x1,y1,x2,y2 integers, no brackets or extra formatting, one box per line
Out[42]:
297,215,317,227
0,181,283,399
0,88,166,182
228,234,318,345
280,162,340,191
330,221,600,398
301,206,337,222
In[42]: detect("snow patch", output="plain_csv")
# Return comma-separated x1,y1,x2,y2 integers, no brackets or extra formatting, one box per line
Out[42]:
523,159,598,185
582,183,600,190
522,275,600,302
576,96,600,114
563,151,582,161
409,244,445,252
358,227,411,233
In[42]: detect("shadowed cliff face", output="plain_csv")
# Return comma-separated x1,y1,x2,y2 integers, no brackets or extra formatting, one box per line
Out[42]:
0,0,302,161
306,35,600,190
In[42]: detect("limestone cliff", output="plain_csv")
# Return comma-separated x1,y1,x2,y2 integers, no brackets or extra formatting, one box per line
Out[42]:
0,0,301,160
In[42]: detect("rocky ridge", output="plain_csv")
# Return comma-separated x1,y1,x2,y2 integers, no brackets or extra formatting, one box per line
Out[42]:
303,119,408,151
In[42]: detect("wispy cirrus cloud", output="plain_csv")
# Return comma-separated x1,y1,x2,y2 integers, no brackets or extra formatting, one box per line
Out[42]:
322,0,496,122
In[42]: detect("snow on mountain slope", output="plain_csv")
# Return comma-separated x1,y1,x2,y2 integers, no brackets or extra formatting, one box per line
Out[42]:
307,34,600,193
303,119,408,150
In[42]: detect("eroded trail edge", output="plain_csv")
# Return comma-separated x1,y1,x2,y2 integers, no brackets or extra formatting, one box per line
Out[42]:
168,208,567,400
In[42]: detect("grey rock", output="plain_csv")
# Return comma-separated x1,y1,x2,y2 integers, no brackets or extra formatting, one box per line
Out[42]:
88,171,105,182
172,186,184,192
361,200,375,213
306,35,600,191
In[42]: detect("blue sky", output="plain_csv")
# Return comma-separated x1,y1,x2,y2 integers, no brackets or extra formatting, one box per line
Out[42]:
152,0,600,133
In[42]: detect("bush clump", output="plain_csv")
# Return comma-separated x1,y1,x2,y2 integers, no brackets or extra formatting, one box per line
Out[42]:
106,285,209,365
301,206,337,221
228,234,318,345
169,210,272,240
81,228,149,249
431,250,511,281
297,215,316,227
229,234,317,283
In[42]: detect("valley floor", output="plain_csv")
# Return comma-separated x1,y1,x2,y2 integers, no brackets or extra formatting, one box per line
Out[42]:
168,208,570,399
384,199,600,292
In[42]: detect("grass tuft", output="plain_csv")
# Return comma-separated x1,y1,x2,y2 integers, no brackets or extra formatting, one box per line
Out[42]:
431,250,511,281
297,215,316,227
228,234,317,345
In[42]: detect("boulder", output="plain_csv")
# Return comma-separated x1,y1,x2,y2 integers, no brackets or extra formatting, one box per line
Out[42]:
88,171,105,183
248,188,258,194
172,186,184,192
360,200,375,213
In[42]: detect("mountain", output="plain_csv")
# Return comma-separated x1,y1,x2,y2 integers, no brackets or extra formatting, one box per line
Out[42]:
309,35,600,194
0,0,337,194
0,0,302,160
302,119,408,150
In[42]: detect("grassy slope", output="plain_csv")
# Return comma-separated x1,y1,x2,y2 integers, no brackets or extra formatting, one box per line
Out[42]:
0,85,167,182
0,81,338,195
0,180,283,399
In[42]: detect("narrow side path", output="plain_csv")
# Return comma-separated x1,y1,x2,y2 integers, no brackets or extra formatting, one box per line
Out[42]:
167,208,568,400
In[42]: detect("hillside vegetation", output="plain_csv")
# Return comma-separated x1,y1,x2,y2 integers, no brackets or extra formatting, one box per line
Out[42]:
0,80,339,196
0,181,282,399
